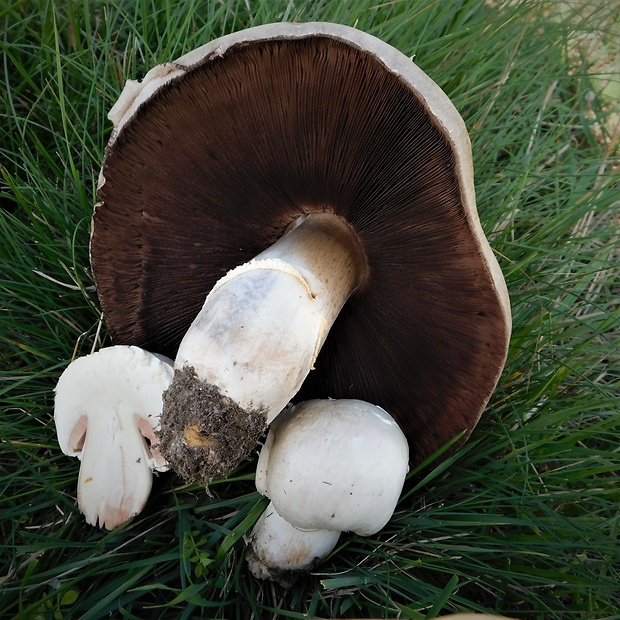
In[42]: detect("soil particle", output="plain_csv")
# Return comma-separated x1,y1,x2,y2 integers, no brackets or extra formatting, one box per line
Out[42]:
158,365,267,485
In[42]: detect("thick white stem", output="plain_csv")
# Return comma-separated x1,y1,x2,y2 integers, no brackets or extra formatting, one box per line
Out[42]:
77,405,155,530
160,213,366,483
245,501,340,585
177,212,365,420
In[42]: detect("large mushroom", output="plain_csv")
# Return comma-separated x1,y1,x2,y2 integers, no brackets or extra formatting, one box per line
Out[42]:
92,23,511,483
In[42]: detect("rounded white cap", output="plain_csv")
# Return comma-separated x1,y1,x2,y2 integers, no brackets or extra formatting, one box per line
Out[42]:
256,399,409,535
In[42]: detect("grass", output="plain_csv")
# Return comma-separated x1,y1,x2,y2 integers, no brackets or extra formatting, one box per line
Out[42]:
1,0,618,618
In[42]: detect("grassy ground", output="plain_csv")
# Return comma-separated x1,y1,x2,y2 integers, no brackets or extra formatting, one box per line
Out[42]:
1,0,618,618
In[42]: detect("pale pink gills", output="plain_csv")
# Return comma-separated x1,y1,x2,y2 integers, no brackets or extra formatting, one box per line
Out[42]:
246,399,409,585
54,346,173,529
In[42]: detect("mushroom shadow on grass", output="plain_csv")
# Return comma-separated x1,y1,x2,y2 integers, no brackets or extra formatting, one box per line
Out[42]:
92,23,512,484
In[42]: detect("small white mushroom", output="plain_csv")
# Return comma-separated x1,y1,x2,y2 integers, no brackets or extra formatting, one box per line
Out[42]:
54,345,173,529
245,399,409,584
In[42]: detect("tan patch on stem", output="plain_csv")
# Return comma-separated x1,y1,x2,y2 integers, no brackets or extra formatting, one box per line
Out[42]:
183,425,214,447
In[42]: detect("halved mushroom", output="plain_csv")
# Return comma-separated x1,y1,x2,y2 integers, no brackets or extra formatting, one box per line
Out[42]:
54,345,173,529
92,23,511,484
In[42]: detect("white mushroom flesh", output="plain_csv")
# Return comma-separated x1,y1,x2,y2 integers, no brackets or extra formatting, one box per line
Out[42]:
54,345,173,529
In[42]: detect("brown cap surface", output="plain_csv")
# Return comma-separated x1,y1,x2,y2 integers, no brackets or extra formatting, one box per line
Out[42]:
92,23,511,464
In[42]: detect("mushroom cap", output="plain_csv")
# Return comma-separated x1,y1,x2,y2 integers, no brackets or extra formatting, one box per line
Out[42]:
92,22,511,464
54,345,173,528
255,399,409,536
